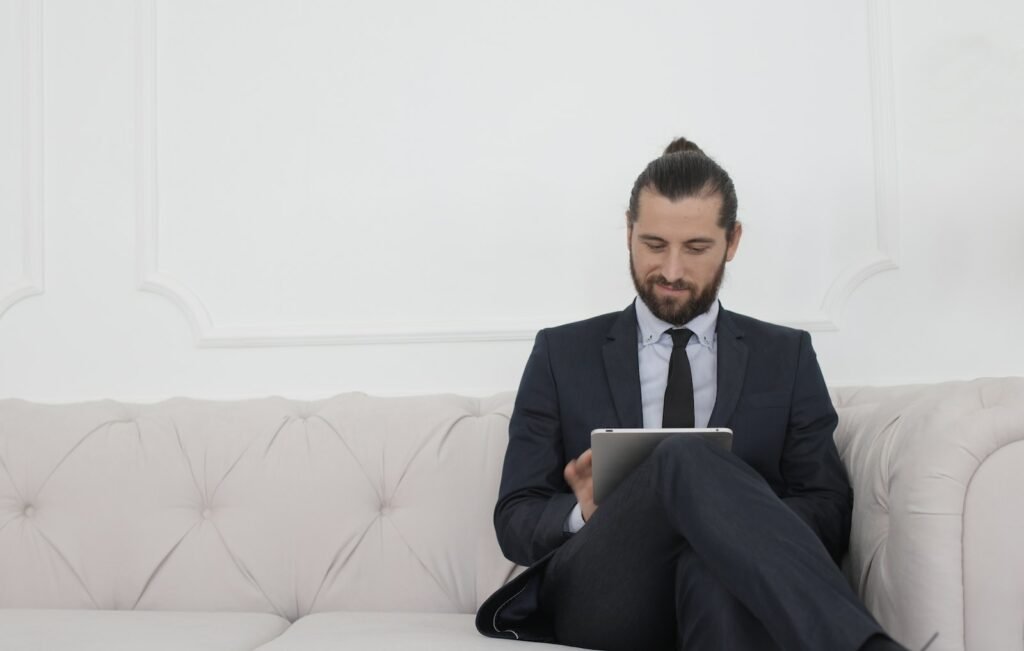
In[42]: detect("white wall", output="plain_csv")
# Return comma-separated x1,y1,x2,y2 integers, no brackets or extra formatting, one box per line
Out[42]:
1,0,1022,402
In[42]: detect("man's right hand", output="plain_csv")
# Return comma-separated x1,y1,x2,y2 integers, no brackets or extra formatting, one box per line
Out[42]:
564,449,597,522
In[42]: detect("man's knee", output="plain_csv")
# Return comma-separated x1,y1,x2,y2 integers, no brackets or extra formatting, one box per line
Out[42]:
652,434,715,469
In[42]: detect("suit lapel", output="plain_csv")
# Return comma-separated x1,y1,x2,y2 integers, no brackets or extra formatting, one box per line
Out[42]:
602,304,643,428
708,308,748,427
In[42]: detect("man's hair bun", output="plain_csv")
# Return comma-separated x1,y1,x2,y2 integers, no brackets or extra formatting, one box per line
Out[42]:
663,137,705,156
627,135,738,239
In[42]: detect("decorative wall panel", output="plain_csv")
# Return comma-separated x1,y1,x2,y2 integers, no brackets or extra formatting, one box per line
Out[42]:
136,1,899,346
0,0,44,319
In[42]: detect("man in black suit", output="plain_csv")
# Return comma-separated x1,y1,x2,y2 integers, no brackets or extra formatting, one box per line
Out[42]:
476,138,908,650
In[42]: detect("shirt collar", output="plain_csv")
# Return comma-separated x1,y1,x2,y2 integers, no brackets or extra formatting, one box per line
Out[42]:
634,296,719,349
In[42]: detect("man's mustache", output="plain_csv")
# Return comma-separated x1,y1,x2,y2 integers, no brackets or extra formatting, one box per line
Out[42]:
650,277,695,292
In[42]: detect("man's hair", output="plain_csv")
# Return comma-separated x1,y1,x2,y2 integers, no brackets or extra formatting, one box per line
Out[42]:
626,137,739,240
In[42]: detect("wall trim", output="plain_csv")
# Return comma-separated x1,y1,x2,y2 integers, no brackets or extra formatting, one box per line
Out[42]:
0,0,45,320
812,0,901,330
135,0,900,346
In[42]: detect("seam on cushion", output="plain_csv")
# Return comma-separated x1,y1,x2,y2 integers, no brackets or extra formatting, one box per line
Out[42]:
209,519,286,619
261,416,292,457
304,417,312,458
32,523,100,608
131,519,201,609
961,435,1024,651
209,416,290,503
36,419,133,498
857,535,886,597
434,412,474,458
307,513,380,617
0,453,27,503
171,420,204,501
133,420,145,456
310,414,384,504
391,413,474,500
383,513,462,612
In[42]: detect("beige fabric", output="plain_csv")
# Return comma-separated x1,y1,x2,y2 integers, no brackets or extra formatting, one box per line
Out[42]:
0,609,289,650
0,393,516,620
831,378,1024,651
2,381,1023,651
963,439,1024,651
254,612,562,650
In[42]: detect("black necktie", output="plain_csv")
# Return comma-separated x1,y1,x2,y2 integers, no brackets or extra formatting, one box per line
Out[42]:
662,328,695,428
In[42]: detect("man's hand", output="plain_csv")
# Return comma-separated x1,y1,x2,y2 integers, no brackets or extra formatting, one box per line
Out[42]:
564,449,597,522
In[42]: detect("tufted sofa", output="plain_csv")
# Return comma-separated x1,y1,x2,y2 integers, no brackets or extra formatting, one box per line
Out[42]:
1,378,1022,651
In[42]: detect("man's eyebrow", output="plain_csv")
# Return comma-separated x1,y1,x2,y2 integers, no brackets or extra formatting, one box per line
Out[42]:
637,234,716,245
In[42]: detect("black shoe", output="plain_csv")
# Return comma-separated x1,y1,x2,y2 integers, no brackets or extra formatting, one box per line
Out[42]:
860,631,939,651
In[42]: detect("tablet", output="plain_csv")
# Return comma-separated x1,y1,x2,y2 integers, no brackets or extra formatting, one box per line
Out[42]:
590,428,733,503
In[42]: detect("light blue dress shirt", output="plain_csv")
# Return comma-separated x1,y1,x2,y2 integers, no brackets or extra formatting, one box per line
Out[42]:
635,296,719,430
565,297,721,533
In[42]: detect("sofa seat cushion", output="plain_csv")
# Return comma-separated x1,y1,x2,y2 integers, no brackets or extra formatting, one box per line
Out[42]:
253,612,568,650
0,609,290,650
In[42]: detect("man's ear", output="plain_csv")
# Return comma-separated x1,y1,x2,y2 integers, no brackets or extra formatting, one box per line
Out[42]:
725,222,743,262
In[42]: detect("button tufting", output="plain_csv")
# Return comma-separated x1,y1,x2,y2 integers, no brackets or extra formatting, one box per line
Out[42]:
23,505,35,517
201,508,212,519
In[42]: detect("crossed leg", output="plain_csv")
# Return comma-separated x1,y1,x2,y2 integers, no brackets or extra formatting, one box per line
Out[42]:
539,436,883,651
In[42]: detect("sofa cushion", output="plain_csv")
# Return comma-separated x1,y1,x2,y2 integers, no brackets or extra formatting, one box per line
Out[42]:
0,609,289,650
0,394,517,619
253,611,565,650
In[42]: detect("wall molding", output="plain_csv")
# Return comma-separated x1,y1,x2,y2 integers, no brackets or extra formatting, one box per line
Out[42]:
789,0,901,332
0,0,45,320
136,0,900,347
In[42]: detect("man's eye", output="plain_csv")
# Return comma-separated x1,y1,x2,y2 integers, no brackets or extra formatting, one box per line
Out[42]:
688,247,710,254
646,243,665,251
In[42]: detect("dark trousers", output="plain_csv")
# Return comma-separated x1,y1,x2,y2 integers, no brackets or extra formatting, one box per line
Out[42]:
538,436,884,651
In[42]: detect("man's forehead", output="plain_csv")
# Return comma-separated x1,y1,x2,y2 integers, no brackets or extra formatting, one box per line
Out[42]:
633,189,725,232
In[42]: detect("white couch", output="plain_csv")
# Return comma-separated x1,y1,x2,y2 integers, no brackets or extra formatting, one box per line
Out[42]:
0,379,1021,651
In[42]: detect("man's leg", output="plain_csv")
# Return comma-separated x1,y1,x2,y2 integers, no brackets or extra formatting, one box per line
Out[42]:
539,436,887,651
675,550,779,651
538,449,682,651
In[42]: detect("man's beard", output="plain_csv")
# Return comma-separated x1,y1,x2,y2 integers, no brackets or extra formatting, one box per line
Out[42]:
630,251,726,326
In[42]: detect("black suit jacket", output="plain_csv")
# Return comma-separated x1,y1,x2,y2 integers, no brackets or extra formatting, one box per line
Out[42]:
477,303,852,640
495,303,852,565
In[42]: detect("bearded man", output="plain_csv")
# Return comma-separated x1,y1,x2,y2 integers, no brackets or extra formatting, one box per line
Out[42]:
476,138,909,651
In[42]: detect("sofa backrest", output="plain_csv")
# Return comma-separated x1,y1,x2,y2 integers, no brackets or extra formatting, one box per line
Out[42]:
829,378,1024,651
0,393,517,621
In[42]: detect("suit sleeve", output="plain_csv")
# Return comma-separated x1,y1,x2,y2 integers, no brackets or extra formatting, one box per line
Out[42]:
780,331,853,564
493,330,577,566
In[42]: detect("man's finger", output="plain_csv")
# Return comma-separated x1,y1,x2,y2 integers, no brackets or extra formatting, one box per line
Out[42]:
564,459,580,485
577,449,593,470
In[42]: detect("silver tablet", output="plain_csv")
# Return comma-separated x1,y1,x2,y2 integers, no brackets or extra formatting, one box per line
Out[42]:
590,428,734,503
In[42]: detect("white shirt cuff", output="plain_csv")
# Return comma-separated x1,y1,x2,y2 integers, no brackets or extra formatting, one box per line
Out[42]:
564,502,586,534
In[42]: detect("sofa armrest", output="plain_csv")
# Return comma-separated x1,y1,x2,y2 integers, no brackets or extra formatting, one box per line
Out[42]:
833,378,1024,651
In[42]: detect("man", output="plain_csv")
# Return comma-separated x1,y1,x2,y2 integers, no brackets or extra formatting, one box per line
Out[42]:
476,138,909,651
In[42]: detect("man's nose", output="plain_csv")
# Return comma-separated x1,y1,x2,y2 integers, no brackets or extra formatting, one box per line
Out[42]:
662,251,686,281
